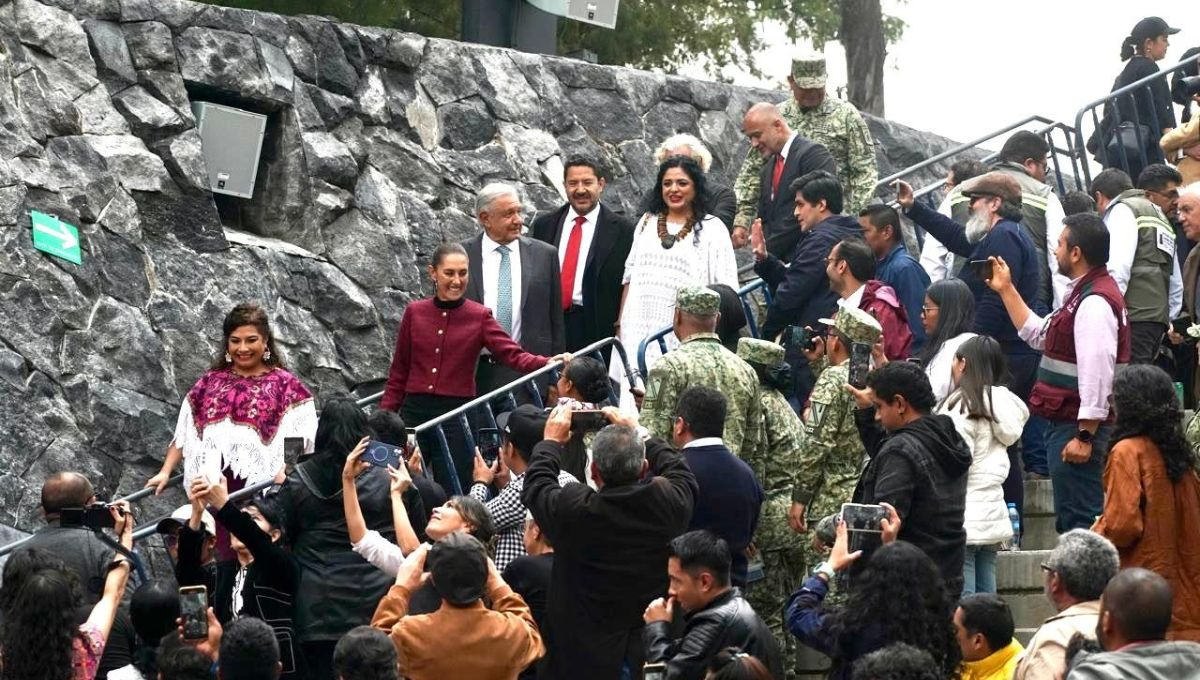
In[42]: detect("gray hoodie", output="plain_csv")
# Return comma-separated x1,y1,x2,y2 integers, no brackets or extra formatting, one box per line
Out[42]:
1067,641,1200,680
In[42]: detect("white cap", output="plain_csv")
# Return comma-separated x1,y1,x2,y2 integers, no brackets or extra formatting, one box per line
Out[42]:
156,504,217,536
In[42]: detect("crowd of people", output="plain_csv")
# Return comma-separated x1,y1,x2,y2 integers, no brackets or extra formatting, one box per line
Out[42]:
4,17,1200,680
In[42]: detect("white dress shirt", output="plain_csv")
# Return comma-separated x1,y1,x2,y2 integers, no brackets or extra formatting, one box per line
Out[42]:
839,283,865,311
557,204,600,307
682,437,725,450
481,232,524,343
1104,202,1183,318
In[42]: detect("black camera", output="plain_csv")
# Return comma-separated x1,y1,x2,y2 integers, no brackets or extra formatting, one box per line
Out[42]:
60,503,120,530
1179,76,1200,98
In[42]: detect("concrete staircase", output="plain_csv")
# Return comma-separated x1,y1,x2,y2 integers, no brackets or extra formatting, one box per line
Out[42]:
795,478,1058,677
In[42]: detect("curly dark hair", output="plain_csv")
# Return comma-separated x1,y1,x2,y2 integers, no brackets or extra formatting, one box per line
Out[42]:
647,155,711,220
210,302,285,370
850,642,942,680
827,542,961,679
0,567,85,680
0,548,71,615
1111,365,1198,482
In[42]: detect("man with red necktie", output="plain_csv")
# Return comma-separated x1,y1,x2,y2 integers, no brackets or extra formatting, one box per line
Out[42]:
532,156,635,353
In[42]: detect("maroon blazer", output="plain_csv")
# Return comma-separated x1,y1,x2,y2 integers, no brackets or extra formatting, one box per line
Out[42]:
380,298,548,411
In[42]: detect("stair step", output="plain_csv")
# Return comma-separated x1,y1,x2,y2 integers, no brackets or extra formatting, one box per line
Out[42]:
996,549,1052,591
1023,514,1059,551
1015,627,1039,647
1001,591,1058,630
1024,478,1055,515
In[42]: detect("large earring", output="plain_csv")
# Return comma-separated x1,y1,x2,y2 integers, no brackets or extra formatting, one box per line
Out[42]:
264,349,272,362
224,352,232,363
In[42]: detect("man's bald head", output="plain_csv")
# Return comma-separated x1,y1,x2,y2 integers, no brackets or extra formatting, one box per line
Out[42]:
41,472,95,516
742,103,791,158
1097,568,1174,650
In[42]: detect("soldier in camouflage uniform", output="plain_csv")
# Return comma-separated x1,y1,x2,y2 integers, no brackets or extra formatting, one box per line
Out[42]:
736,338,807,677
640,287,765,458
733,55,879,243
794,306,883,580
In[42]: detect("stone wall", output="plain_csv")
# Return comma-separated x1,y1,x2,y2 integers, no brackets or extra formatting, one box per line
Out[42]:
0,0,973,538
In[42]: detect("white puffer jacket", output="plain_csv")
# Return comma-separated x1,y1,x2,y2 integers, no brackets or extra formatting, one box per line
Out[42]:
937,385,1029,545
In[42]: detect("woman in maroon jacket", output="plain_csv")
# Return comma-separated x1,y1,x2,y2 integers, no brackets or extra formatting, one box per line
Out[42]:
380,243,564,493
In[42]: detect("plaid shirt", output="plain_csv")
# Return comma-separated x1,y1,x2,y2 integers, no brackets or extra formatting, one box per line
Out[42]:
470,469,579,571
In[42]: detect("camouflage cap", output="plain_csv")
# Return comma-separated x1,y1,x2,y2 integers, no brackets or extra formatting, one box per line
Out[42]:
737,337,785,368
790,55,827,89
818,306,882,345
675,285,721,316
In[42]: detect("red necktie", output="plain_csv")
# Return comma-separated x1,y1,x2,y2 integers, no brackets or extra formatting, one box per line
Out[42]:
771,154,785,197
561,215,586,310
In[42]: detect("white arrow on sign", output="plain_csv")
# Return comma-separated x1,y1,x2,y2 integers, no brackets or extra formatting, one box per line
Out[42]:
33,216,78,250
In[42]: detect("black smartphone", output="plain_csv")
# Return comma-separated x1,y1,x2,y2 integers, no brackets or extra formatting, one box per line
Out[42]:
404,428,418,461
283,437,305,466
643,662,667,680
478,427,502,466
968,258,994,280
786,324,818,353
841,502,889,557
179,585,209,640
849,342,872,389
1172,317,1191,335
571,409,609,433
60,503,117,530
363,440,403,468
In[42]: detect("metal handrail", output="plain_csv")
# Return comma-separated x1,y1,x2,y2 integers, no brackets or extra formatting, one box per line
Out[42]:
1072,56,1197,187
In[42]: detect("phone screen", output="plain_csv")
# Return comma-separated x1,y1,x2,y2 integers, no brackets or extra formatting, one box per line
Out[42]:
478,428,502,466
643,663,667,680
283,437,305,466
179,586,208,640
404,428,418,461
969,258,994,280
849,342,872,389
364,440,402,468
571,409,608,433
841,503,888,557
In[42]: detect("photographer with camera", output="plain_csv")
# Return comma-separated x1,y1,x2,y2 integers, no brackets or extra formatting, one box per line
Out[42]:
469,405,580,571
1162,70,1200,186
521,405,698,680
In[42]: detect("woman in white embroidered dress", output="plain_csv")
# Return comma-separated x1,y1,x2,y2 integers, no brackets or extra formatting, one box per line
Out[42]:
145,303,317,554
611,155,739,411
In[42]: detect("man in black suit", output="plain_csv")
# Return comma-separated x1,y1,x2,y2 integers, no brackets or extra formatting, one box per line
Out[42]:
740,102,837,259
463,183,565,399
531,156,635,353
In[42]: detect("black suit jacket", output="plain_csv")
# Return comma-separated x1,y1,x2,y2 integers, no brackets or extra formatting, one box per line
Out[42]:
462,233,565,357
531,203,634,350
757,135,838,259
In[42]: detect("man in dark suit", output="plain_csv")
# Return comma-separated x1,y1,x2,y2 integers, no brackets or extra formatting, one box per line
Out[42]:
531,157,635,353
522,407,698,680
740,102,837,258
463,183,565,399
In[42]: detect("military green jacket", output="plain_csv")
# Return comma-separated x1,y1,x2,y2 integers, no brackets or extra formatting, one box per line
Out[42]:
743,387,805,494
734,95,878,228
794,361,865,521
641,333,765,458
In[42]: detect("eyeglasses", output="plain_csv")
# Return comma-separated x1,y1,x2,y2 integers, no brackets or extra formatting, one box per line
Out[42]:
1040,562,1056,573
920,306,938,316
1146,189,1180,201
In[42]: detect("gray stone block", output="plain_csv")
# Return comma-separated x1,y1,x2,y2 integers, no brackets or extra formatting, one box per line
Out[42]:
123,20,176,71
997,549,1053,592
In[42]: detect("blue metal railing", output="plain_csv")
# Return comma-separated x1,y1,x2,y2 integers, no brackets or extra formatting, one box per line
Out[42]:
637,278,771,378
1073,56,1197,187
0,337,635,556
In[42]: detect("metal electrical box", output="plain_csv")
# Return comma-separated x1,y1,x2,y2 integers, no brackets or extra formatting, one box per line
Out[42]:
526,0,620,29
190,102,267,199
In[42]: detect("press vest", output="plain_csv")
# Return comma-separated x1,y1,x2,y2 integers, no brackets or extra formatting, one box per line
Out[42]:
1107,188,1175,325
948,164,1053,308
1028,267,1130,422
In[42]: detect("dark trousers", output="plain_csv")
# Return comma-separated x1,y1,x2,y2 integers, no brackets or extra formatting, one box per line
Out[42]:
1130,321,1167,365
1004,350,1042,520
302,640,337,680
401,394,471,495
564,304,588,352
1044,420,1111,532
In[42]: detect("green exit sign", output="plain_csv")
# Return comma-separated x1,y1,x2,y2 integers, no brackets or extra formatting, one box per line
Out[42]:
30,211,82,265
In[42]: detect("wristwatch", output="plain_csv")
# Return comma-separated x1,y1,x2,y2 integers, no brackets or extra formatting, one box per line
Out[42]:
1075,428,1094,444
813,561,836,581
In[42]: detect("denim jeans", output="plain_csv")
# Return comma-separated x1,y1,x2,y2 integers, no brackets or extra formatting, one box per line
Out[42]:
1044,420,1111,533
962,544,999,596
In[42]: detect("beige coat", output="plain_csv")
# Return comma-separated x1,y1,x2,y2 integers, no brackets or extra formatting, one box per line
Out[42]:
1013,600,1100,680
1161,117,1200,186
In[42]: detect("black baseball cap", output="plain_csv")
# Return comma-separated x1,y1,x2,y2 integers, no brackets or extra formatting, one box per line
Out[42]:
427,533,488,606
495,404,546,454
1131,17,1180,43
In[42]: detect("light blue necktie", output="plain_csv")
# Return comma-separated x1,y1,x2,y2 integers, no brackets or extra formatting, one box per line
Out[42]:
496,244,512,335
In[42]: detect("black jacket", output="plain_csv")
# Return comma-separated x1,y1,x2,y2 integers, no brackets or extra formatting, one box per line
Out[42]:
530,203,634,350
177,503,301,675
756,213,863,341
852,410,972,595
521,438,698,680
644,589,783,680
275,454,398,643
756,135,838,259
